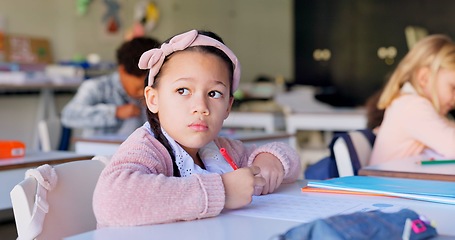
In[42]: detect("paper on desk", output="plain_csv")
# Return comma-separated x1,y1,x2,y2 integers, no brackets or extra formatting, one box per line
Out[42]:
307,176,455,205
225,193,405,223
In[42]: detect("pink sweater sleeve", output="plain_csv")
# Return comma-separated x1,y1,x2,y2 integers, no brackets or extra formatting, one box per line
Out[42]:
93,128,225,227
214,138,301,183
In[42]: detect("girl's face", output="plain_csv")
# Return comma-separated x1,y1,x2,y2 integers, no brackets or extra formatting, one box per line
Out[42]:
144,50,233,157
421,68,455,115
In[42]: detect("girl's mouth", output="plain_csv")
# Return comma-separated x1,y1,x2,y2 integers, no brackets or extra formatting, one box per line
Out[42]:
189,122,209,131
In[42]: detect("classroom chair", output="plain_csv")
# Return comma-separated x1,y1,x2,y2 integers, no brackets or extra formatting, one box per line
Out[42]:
10,155,110,240
332,129,376,177
304,129,376,179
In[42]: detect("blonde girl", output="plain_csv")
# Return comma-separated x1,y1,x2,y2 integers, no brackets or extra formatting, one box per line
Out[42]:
370,34,455,165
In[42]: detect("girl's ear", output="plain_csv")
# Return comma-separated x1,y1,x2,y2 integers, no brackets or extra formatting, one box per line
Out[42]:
224,96,234,120
417,67,431,89
144,86,159,113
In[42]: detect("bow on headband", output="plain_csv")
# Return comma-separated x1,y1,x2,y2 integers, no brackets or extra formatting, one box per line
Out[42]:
138,29,241,91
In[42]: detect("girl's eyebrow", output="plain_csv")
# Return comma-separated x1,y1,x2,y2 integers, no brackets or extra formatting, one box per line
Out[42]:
169,77,229,89
170,77,193,84
214,80,228,87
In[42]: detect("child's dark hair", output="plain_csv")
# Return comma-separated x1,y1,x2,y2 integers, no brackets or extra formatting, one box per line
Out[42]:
144,30,235,177
116,37,161,77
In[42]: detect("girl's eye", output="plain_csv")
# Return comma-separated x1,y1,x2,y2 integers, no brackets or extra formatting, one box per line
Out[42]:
208,91,223,99
177,88,190,96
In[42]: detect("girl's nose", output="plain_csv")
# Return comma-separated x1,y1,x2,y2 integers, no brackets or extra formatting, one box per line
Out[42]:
192,95,210,115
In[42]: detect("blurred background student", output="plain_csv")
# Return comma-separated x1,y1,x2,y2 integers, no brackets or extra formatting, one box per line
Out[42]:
370,34,455,165
61,37,160,137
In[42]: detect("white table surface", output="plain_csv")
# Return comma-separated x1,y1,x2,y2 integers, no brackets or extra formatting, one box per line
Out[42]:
0,150,93,170
275,87,367,150
224,111,285,133
66,181,455,240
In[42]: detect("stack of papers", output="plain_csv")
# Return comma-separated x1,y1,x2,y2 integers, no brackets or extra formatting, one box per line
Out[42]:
306,176,455,205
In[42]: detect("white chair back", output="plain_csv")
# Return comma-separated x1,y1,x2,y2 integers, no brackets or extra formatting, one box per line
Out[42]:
10,157,109,240
332,130,376,177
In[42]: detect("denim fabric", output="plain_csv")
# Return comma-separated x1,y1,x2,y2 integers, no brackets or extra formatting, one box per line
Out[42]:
279,209,437,240
304,156,339,180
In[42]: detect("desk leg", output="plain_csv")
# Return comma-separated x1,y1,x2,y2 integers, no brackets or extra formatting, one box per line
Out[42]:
32,88,58,151
286,126,299,152
285,114,300,152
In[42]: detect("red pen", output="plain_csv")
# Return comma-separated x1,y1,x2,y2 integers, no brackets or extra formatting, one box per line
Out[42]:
220,148,238,170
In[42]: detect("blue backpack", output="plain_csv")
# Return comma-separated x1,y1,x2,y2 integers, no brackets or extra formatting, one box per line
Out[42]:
304,129,376,180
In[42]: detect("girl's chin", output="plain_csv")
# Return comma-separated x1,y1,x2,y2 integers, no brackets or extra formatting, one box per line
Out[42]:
178,139,212,149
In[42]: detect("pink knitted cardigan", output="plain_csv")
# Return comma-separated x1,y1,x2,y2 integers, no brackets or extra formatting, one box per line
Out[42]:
93,126,301,227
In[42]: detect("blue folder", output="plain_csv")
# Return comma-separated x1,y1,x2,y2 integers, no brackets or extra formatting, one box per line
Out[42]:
307,176,455,205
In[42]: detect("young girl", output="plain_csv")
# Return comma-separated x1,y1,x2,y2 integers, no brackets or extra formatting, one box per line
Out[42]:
370,34,455,165
92,29,301,227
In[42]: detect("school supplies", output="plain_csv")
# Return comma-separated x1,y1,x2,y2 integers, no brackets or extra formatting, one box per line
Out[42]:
301,186,388,197
418,159,455,165
220,148,238,170
0,140,25,159
306,176,455,205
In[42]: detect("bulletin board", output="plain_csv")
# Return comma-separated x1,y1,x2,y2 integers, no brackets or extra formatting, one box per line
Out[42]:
0,34,53,64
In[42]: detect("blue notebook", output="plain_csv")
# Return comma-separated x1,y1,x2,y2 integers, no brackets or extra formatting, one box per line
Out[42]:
307,176,455,205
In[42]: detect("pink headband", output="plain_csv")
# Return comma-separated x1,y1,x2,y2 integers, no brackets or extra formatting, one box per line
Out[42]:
138,29,241,91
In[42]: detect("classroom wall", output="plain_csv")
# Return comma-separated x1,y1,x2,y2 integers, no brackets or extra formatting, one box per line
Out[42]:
0,0,293,82
0,0,293,148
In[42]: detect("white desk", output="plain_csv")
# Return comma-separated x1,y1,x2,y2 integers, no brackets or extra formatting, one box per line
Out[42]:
0,151,93,210
74,131,293,156
66,181,455,239
223,111,285,133
359,156,455,181
73,135,127,156
275,86,367,150
285,109,367,150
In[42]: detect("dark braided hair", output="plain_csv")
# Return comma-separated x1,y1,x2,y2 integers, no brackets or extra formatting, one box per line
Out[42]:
144,30,235,177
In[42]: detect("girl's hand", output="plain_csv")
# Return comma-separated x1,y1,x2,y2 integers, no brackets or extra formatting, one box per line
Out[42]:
221,166,265,209
252,153,284,195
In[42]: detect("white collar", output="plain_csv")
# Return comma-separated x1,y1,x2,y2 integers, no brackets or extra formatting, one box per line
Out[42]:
161,128,234,177
400,82,418,94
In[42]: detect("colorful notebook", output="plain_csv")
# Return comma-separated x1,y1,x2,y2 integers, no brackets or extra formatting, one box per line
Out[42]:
306,176,455,205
